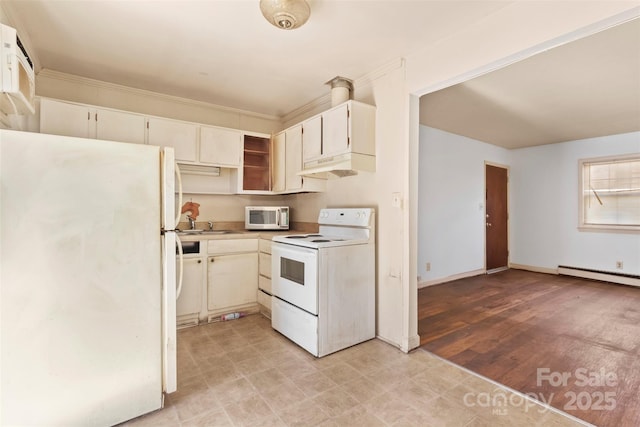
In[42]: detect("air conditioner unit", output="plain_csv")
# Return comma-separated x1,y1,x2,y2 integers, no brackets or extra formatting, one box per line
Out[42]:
0,23,35,115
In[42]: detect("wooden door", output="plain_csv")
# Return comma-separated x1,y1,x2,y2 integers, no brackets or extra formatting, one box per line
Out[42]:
486,164,508,271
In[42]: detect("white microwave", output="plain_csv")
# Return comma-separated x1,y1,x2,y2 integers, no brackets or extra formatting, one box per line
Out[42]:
245,206,289,230
0,23,35,116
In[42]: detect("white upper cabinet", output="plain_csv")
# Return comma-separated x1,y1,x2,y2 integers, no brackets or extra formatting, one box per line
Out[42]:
301,100,376,176
95,109,146,144
272,131,286,193
146,117,198,163
40,98,146,144
285,125,303,191
40,98,92,138
199,126,242,167
321,103,349,157
302,115,322,164
270,125,325,194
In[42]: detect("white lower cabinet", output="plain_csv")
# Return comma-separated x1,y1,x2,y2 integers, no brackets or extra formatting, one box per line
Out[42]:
206,239,259,321
176,257,204,327
177,237,272,326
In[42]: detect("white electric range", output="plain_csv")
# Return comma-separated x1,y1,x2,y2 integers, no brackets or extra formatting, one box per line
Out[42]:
271,208,375,357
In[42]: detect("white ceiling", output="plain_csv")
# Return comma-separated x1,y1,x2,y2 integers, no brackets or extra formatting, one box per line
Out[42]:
3,1,639,148
420,18,640,149
3,0,511,117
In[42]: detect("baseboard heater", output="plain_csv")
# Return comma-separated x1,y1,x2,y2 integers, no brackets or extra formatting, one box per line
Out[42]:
558,265,640,288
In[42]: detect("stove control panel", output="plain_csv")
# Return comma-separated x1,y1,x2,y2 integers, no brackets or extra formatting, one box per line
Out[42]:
318,208,373,227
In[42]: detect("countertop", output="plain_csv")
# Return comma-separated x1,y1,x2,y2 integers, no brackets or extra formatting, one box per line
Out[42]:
175,229,311,242
175,221,318,241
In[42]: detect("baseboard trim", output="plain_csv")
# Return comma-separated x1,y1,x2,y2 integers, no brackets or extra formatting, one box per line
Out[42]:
418,268,485,289
509,263,559,275
375,334,404,352
558,266,640,288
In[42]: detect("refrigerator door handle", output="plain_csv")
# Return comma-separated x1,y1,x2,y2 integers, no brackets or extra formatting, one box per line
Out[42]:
174,162,183,230
176,234,184,299
161,231,177,394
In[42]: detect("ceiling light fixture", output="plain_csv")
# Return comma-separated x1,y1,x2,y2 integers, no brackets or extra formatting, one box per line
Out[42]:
259,0,310,30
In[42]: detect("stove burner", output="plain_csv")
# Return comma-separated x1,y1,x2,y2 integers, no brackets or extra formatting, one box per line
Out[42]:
306,234,322,237
286,235,308,239
311,239,331,243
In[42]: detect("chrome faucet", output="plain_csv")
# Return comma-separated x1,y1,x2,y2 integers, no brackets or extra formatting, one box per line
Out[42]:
208,221,214,231
187,216,196,230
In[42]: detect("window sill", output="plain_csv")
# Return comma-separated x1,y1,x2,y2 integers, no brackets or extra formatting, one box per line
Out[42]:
578,224,640,234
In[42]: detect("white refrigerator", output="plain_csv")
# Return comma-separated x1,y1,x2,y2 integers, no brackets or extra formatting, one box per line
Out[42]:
0,129,178,426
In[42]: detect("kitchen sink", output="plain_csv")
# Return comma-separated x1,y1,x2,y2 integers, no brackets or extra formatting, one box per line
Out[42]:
201,230,236,234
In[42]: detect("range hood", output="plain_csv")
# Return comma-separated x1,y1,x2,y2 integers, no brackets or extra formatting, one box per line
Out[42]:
178,163,221,177
298,152,375,178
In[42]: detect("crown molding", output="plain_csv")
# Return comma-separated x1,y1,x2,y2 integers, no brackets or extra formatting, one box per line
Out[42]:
36,69,281,122
35,56,406,125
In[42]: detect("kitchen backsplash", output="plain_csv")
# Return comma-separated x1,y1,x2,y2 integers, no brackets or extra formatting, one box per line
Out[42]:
178,192,326,226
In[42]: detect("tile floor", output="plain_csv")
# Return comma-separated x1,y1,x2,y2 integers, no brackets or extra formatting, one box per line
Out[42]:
123,314,587,427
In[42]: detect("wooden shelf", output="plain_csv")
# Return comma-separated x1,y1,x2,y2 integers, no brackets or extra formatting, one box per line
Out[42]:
244,149,269,155
243,134,271,191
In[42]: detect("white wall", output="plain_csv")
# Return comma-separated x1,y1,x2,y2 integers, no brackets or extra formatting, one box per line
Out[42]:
0,3,8,25
510,132,640,275
417,128,640,282
418,126,511,285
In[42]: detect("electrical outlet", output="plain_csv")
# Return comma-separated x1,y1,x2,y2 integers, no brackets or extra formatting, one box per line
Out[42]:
616,261,623,269
426,262,431,272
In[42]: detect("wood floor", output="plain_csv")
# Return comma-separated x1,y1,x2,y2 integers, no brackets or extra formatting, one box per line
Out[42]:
419,269,640,427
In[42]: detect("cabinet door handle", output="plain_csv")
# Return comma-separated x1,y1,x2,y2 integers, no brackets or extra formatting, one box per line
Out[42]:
197,260,202,264
210,258,215,263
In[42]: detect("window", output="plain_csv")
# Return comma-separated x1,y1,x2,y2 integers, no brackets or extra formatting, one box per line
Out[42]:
579,154,640,232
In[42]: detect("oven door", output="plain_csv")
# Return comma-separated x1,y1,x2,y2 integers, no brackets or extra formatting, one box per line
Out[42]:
271,242,318,315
